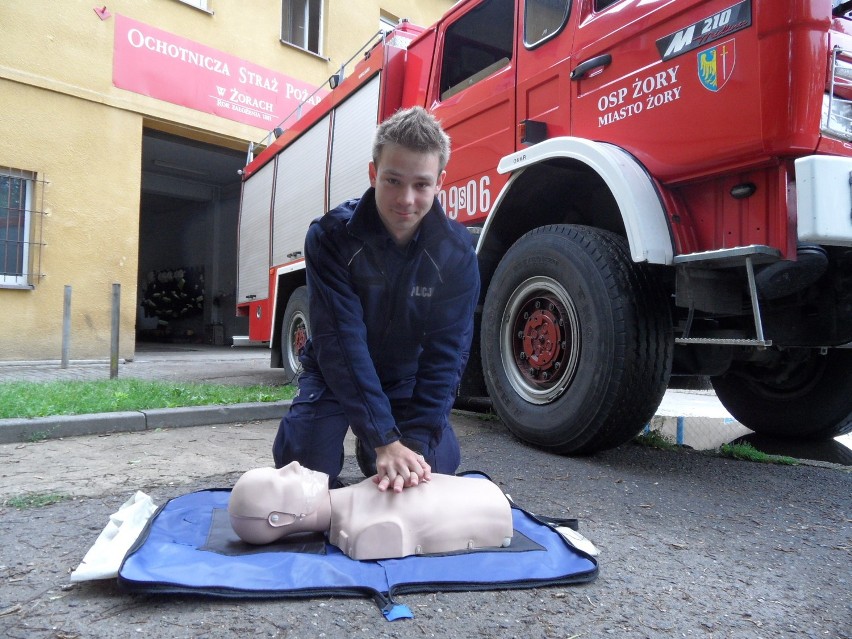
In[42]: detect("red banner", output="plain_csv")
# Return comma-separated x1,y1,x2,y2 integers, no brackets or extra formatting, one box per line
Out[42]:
113,14,326,128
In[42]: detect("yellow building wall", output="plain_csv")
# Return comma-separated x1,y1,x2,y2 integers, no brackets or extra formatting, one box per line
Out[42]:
0,0,454,362
0,80,142,361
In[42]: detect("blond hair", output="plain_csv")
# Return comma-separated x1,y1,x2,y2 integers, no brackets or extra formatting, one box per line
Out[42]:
372,106,451,171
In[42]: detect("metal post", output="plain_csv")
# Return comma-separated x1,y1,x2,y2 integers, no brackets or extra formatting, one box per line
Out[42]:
110,283,120,379
61,285,71,369
744,256,767,345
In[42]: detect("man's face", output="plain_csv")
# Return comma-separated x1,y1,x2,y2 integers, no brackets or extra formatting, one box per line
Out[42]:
369,143,445,247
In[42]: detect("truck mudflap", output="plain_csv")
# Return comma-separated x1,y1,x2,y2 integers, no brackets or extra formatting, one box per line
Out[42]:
496,138,674,265
795,155,852,247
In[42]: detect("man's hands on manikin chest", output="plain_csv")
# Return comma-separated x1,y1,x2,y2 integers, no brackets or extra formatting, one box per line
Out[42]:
373,440,432,493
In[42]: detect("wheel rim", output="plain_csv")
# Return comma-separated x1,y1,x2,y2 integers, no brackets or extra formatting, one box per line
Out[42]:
499,276,580,404
737,350,827,400
286,312,308,373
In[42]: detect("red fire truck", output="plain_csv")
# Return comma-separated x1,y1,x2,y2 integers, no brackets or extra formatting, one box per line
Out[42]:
237,0,852,453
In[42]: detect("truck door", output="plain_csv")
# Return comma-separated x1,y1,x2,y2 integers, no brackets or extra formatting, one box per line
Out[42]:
569,0,760,183
514,0,577,144
428,0,516,225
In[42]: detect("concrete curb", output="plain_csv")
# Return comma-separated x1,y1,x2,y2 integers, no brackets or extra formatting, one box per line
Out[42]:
0,391,734,447
0,359,126,368
0,400,292,445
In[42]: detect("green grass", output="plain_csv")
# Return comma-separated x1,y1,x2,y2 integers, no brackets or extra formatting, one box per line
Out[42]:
5,492,69,509
0,379,296,419
633,429,678,450
719,442,799,465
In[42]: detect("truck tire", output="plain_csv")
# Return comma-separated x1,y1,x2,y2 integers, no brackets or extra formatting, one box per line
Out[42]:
481,225,672,454
711,348,852,439
280,286,310,382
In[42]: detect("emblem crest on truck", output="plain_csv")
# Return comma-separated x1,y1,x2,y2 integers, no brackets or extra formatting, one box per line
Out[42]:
698,39,736,92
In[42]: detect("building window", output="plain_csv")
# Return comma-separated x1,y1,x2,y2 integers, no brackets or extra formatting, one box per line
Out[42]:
1,168,45,289
282,0,323,55
175,0,212,12
380,14,396,34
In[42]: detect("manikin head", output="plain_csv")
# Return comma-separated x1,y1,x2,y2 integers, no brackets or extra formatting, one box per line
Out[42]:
228,461,330,544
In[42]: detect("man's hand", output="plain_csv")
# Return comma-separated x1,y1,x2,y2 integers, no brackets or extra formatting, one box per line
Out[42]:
373,440,431,493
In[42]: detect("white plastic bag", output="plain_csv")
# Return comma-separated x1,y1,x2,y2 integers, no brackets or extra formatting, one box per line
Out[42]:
556,526,600,557
70,491,158,582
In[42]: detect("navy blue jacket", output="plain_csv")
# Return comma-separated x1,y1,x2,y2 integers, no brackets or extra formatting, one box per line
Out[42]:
299,188,480,452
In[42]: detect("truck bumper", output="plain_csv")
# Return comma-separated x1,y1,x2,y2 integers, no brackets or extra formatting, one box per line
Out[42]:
796,156,852,247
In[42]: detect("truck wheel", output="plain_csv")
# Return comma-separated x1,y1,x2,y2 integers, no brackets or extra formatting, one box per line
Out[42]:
481,225,672,454
711,348,852,439
280,286,310,381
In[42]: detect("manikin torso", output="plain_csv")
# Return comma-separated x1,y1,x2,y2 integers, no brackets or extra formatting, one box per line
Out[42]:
227,463,514,561
327,474,513,560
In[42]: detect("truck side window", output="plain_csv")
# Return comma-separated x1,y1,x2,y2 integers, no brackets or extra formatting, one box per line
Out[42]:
595,0,622,10
524,0,571,48
440,0,513,101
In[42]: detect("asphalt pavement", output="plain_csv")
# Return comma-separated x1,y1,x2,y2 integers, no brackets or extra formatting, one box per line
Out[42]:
0,343,850,638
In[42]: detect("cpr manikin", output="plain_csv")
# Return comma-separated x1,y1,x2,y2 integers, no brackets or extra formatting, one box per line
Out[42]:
228,462,514,560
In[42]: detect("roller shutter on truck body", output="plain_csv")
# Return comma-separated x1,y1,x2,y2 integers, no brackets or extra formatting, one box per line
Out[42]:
237,159,274,303
237,73,382,309
271,75,381,265
328,74,382,207
272,113,331,265
266,76,379,264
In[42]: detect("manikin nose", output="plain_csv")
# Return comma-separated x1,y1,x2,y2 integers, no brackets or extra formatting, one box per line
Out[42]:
278,460,301,474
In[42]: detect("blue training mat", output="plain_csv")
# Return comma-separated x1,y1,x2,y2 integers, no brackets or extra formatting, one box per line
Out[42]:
118,475,598,618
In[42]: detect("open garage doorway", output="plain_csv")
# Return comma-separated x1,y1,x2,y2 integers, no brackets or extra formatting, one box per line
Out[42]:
137,128,247,346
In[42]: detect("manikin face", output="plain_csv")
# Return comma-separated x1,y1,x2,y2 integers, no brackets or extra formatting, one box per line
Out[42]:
228,462,329,544
369,143,446,247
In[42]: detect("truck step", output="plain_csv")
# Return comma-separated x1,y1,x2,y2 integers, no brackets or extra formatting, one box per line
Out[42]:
675,337,772,347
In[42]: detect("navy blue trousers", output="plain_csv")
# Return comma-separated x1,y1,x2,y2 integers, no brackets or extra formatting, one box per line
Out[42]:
272,372,461,483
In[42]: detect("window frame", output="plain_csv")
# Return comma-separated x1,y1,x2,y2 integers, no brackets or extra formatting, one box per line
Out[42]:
281,0,324,57
595,0,623,11
380,15,397,34
438,0,514,101
523,0,572,50
0,169,35,289
173,0,213,14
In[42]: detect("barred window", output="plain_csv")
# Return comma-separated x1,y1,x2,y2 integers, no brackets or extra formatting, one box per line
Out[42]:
282,0,323,55
1,168,45,289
